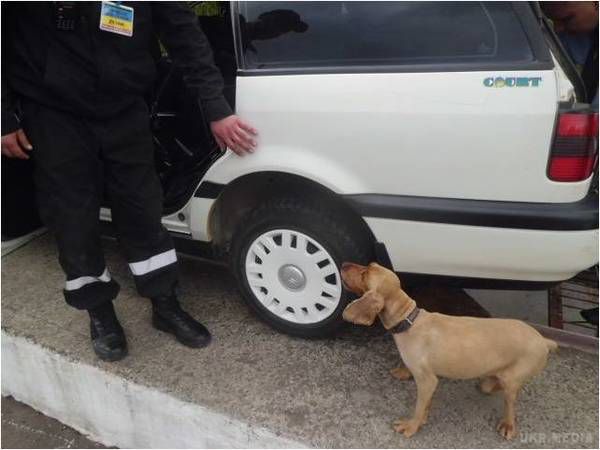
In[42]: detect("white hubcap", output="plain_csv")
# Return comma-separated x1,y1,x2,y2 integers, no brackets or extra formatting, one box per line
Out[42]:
244,229,342,324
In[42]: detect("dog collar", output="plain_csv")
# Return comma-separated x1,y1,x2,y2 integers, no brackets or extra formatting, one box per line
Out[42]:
388,307,420,334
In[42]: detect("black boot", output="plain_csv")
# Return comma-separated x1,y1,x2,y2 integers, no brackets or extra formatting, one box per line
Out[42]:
151,295,211,348
88,302,128,362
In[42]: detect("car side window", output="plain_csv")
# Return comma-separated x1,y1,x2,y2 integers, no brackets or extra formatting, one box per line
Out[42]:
237,1,534,71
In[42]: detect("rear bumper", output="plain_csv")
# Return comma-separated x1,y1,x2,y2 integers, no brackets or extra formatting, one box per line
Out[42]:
346,192,599,282
345,191,598,231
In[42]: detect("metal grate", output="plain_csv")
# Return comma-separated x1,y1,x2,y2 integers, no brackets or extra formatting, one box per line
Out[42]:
548,266,599,336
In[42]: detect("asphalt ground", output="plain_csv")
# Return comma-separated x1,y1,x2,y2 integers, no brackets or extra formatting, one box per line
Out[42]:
1,396,105,449
2,233,598,448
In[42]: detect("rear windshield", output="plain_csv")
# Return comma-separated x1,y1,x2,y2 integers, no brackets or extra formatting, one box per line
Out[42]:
237,1,534,71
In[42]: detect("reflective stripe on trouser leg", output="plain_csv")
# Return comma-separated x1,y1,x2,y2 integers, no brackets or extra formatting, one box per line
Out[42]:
63,268,120,311
65,268,111,290
129,249,177,276
129,249,179,298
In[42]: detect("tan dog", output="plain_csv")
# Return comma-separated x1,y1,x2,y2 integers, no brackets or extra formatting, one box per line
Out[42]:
341,262,557,440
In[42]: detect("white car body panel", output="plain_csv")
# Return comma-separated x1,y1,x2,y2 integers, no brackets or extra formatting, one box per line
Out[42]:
187,69,598,281
162,208,193,236
189,198,214,241
366,217,598,282
204,71,592,203
551,54,576,102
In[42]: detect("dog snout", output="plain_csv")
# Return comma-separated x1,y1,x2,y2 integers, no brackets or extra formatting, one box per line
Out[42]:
341,262,367,293
340,262,360,281
341,262,353,272
341,262,364,272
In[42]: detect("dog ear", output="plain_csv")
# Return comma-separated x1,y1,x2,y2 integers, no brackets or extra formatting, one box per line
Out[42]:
342,290,385,326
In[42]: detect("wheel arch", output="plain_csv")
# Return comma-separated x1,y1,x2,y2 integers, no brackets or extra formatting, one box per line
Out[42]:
207,171,376,256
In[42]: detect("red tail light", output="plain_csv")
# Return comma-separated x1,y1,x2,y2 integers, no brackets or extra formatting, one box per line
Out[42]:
548,112,598,182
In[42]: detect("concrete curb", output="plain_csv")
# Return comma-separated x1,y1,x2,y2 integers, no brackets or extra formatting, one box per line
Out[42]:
1,331,307,449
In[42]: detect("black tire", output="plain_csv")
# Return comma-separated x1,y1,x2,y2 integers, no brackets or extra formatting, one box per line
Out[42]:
230,197,373,338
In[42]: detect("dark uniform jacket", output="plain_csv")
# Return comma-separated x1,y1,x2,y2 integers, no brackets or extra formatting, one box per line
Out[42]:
1,2,233,135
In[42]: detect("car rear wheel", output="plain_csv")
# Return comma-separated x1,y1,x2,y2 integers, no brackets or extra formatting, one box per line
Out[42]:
230,197,372,337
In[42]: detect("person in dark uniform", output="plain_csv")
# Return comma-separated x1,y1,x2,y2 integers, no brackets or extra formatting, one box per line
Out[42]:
1,2,257,361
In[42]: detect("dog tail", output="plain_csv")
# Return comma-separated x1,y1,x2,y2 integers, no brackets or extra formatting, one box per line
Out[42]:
545,338,559,353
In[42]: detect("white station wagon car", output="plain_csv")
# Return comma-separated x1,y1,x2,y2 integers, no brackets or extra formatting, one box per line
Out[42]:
4,1,598,337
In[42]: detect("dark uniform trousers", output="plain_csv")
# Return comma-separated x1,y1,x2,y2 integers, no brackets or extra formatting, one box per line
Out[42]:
22,98,178,310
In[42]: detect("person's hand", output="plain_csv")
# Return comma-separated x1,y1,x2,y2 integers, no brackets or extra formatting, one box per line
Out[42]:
210,115,258,156
1,129,33,159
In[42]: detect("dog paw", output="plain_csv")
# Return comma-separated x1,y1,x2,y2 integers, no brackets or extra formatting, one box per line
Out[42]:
390,367,412,381
392,418,420,437
496,420,516,440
